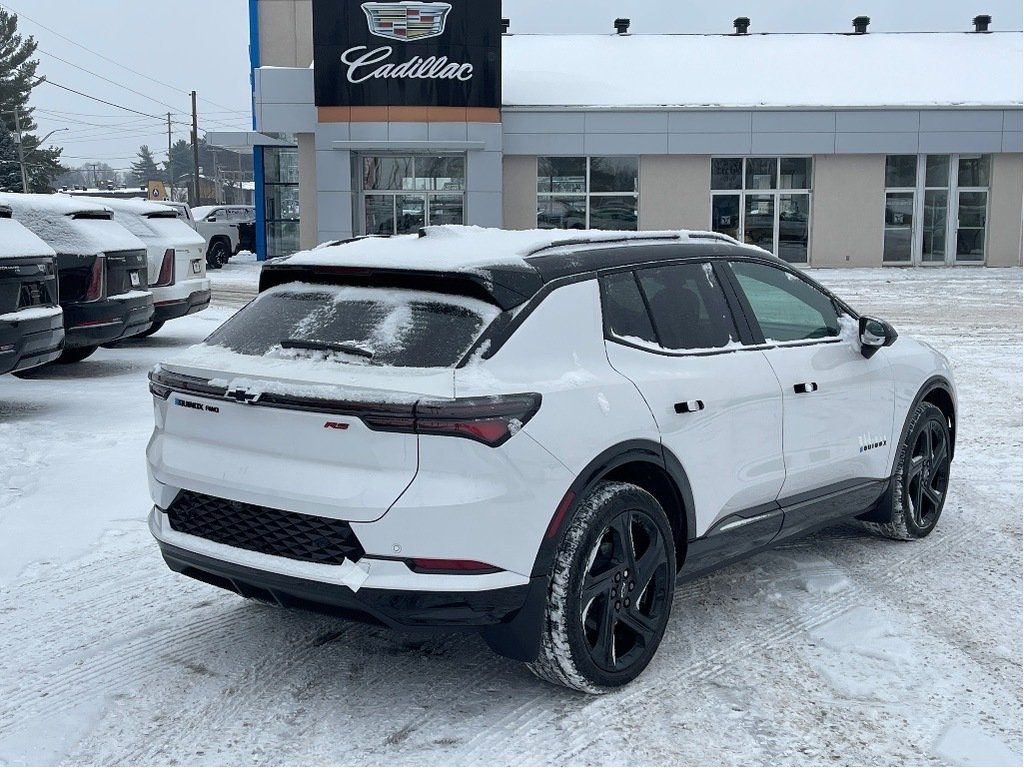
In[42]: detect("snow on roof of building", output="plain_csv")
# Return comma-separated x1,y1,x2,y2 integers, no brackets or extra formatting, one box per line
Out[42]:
0,193,146,255
502,32,1023,108
278,225,747,273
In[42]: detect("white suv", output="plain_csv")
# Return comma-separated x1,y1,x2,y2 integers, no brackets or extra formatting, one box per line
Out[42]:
146,227,956,693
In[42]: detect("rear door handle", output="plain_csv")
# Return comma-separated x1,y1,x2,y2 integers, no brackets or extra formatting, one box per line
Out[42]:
794,382,819,394
675,400,705,414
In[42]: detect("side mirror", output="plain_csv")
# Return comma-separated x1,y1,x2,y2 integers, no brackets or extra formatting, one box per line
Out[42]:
859,315,898,359
207,216,217,222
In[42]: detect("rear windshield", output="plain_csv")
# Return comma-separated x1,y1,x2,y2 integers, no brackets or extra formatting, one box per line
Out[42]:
205,283,500,368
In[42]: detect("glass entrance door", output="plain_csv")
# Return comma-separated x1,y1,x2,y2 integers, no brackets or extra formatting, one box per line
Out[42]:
955,191,988,263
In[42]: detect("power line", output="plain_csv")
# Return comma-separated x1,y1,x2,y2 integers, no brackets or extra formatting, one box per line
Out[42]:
41,79,188,124
0,1,248,116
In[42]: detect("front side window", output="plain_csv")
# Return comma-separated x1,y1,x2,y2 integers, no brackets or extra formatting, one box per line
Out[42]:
538,157,638,230
730,261,839,343
600,263,737,352
359,155,465,235
711,157,812,264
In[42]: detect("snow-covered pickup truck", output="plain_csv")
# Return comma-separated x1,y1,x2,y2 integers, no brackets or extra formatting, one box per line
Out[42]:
156,202,250,270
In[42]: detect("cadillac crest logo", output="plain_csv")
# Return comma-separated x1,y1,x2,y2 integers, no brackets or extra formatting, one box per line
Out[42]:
361,2,452,42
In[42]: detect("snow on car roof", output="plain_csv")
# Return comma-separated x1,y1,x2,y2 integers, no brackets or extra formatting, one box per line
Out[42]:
0,193,146,255
503,32,1022,108
277,226,743,273
81,197,179,218
0,214,56,259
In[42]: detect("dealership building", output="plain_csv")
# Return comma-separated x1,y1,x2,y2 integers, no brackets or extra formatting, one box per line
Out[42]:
217,1,1023,267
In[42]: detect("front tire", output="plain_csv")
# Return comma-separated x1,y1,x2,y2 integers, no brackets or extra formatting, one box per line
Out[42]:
866,402,951,540
528,482,676,693
207,239,229,269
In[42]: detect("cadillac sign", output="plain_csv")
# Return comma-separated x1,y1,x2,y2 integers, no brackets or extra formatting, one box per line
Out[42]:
313,0,501,108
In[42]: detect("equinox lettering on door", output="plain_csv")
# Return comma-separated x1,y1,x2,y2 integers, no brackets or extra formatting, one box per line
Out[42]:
312,0,500,108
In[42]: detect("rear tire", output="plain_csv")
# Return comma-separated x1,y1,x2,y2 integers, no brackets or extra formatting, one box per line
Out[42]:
527,481,675,693
55,345,97,364
865,402,951,540
135,321,165,338
207,239,229,269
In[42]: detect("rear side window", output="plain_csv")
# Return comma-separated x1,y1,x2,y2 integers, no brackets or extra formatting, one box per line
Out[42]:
729,261,839,342
205,283,500,368
600,271,658,345
636,263,737,351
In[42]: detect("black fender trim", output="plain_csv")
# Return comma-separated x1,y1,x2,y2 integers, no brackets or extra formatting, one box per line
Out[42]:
528,439,696,580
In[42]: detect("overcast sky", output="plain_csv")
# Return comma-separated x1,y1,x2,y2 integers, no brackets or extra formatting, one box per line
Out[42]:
6,0,1022,172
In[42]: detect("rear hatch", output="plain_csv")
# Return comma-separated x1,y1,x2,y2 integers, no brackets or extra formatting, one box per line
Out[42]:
0,210,58,315
151,279,504,522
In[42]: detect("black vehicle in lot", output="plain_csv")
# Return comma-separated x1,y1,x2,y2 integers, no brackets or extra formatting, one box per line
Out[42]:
0,205,64,374
0,194,155,363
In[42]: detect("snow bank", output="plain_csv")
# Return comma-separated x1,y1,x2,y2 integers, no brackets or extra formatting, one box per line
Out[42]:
0,193,145,255
503,32,1022,108
0,217,56,259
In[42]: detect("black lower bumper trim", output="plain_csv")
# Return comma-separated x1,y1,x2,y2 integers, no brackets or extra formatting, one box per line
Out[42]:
64,294,154,348
0,311,64,375
158,540,532,632
153,289,212,323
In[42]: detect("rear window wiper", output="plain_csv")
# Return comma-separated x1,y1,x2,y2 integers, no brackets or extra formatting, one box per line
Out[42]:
279,339,374,359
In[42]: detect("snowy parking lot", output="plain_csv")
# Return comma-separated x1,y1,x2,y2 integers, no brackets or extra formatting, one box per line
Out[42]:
0,260,1020,766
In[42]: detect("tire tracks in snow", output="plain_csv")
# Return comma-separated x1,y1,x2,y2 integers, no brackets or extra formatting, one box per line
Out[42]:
457,497,986,765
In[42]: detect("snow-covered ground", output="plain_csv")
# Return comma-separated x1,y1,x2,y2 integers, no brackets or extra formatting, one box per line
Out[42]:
0,262,1020,766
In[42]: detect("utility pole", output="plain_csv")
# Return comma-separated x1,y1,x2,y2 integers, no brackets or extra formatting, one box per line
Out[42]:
190,90,201,206
167,112,174,200
12,109,29,193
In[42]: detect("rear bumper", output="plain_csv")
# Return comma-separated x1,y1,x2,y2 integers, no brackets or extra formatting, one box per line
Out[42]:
154,531,532,631
152,288,212,323
63,293,154,348
0,308,64,374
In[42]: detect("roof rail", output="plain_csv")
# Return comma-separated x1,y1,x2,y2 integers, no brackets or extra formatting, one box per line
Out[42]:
524,228,741,257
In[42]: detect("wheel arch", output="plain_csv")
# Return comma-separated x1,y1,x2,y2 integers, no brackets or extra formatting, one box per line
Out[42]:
530,439,696,579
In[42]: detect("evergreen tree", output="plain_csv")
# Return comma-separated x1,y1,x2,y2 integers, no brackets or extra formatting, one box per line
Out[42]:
130,144,163,186
0,9,65,191
0,128,23,191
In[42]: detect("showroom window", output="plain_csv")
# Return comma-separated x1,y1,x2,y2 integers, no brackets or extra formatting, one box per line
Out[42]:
358,155,465,235
883,154,991,265
537,157,638,230
710,157,812,264
264,146,299,258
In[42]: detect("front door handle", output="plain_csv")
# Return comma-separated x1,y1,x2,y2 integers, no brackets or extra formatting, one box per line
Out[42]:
675,400,705,414
794,382,819,394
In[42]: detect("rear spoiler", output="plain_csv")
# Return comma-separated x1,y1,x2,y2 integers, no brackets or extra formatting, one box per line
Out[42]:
258,262,544,311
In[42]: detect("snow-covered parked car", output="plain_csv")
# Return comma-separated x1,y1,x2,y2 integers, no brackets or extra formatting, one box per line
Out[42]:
0,193,154,363
0,205,64,374
89,198,211,336
146,226,957,693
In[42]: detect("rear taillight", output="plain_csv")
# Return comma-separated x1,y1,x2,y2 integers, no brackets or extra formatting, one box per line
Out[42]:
84,255,105,301
154,249,175,287
363,393,541,447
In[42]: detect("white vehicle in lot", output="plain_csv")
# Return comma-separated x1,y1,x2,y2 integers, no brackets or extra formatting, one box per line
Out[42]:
146,226,957,693
89,199,211,336
153,201,246,270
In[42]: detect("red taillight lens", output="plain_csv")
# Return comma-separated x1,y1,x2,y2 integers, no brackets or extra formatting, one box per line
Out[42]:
408,558,500,574
84,255,105,301
154,248,175,287
413,393,542,447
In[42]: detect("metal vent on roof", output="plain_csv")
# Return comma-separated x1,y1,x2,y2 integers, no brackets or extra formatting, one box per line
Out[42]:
852,16,870,34
733,17,750,34
501,17,510,34
973,14,992,32
614,18,630,34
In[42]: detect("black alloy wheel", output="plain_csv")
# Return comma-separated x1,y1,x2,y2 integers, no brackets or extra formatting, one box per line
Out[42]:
868,402,952,540
580,508,672,673
207,240,229,268
528,482,676,693
904,410,951,530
